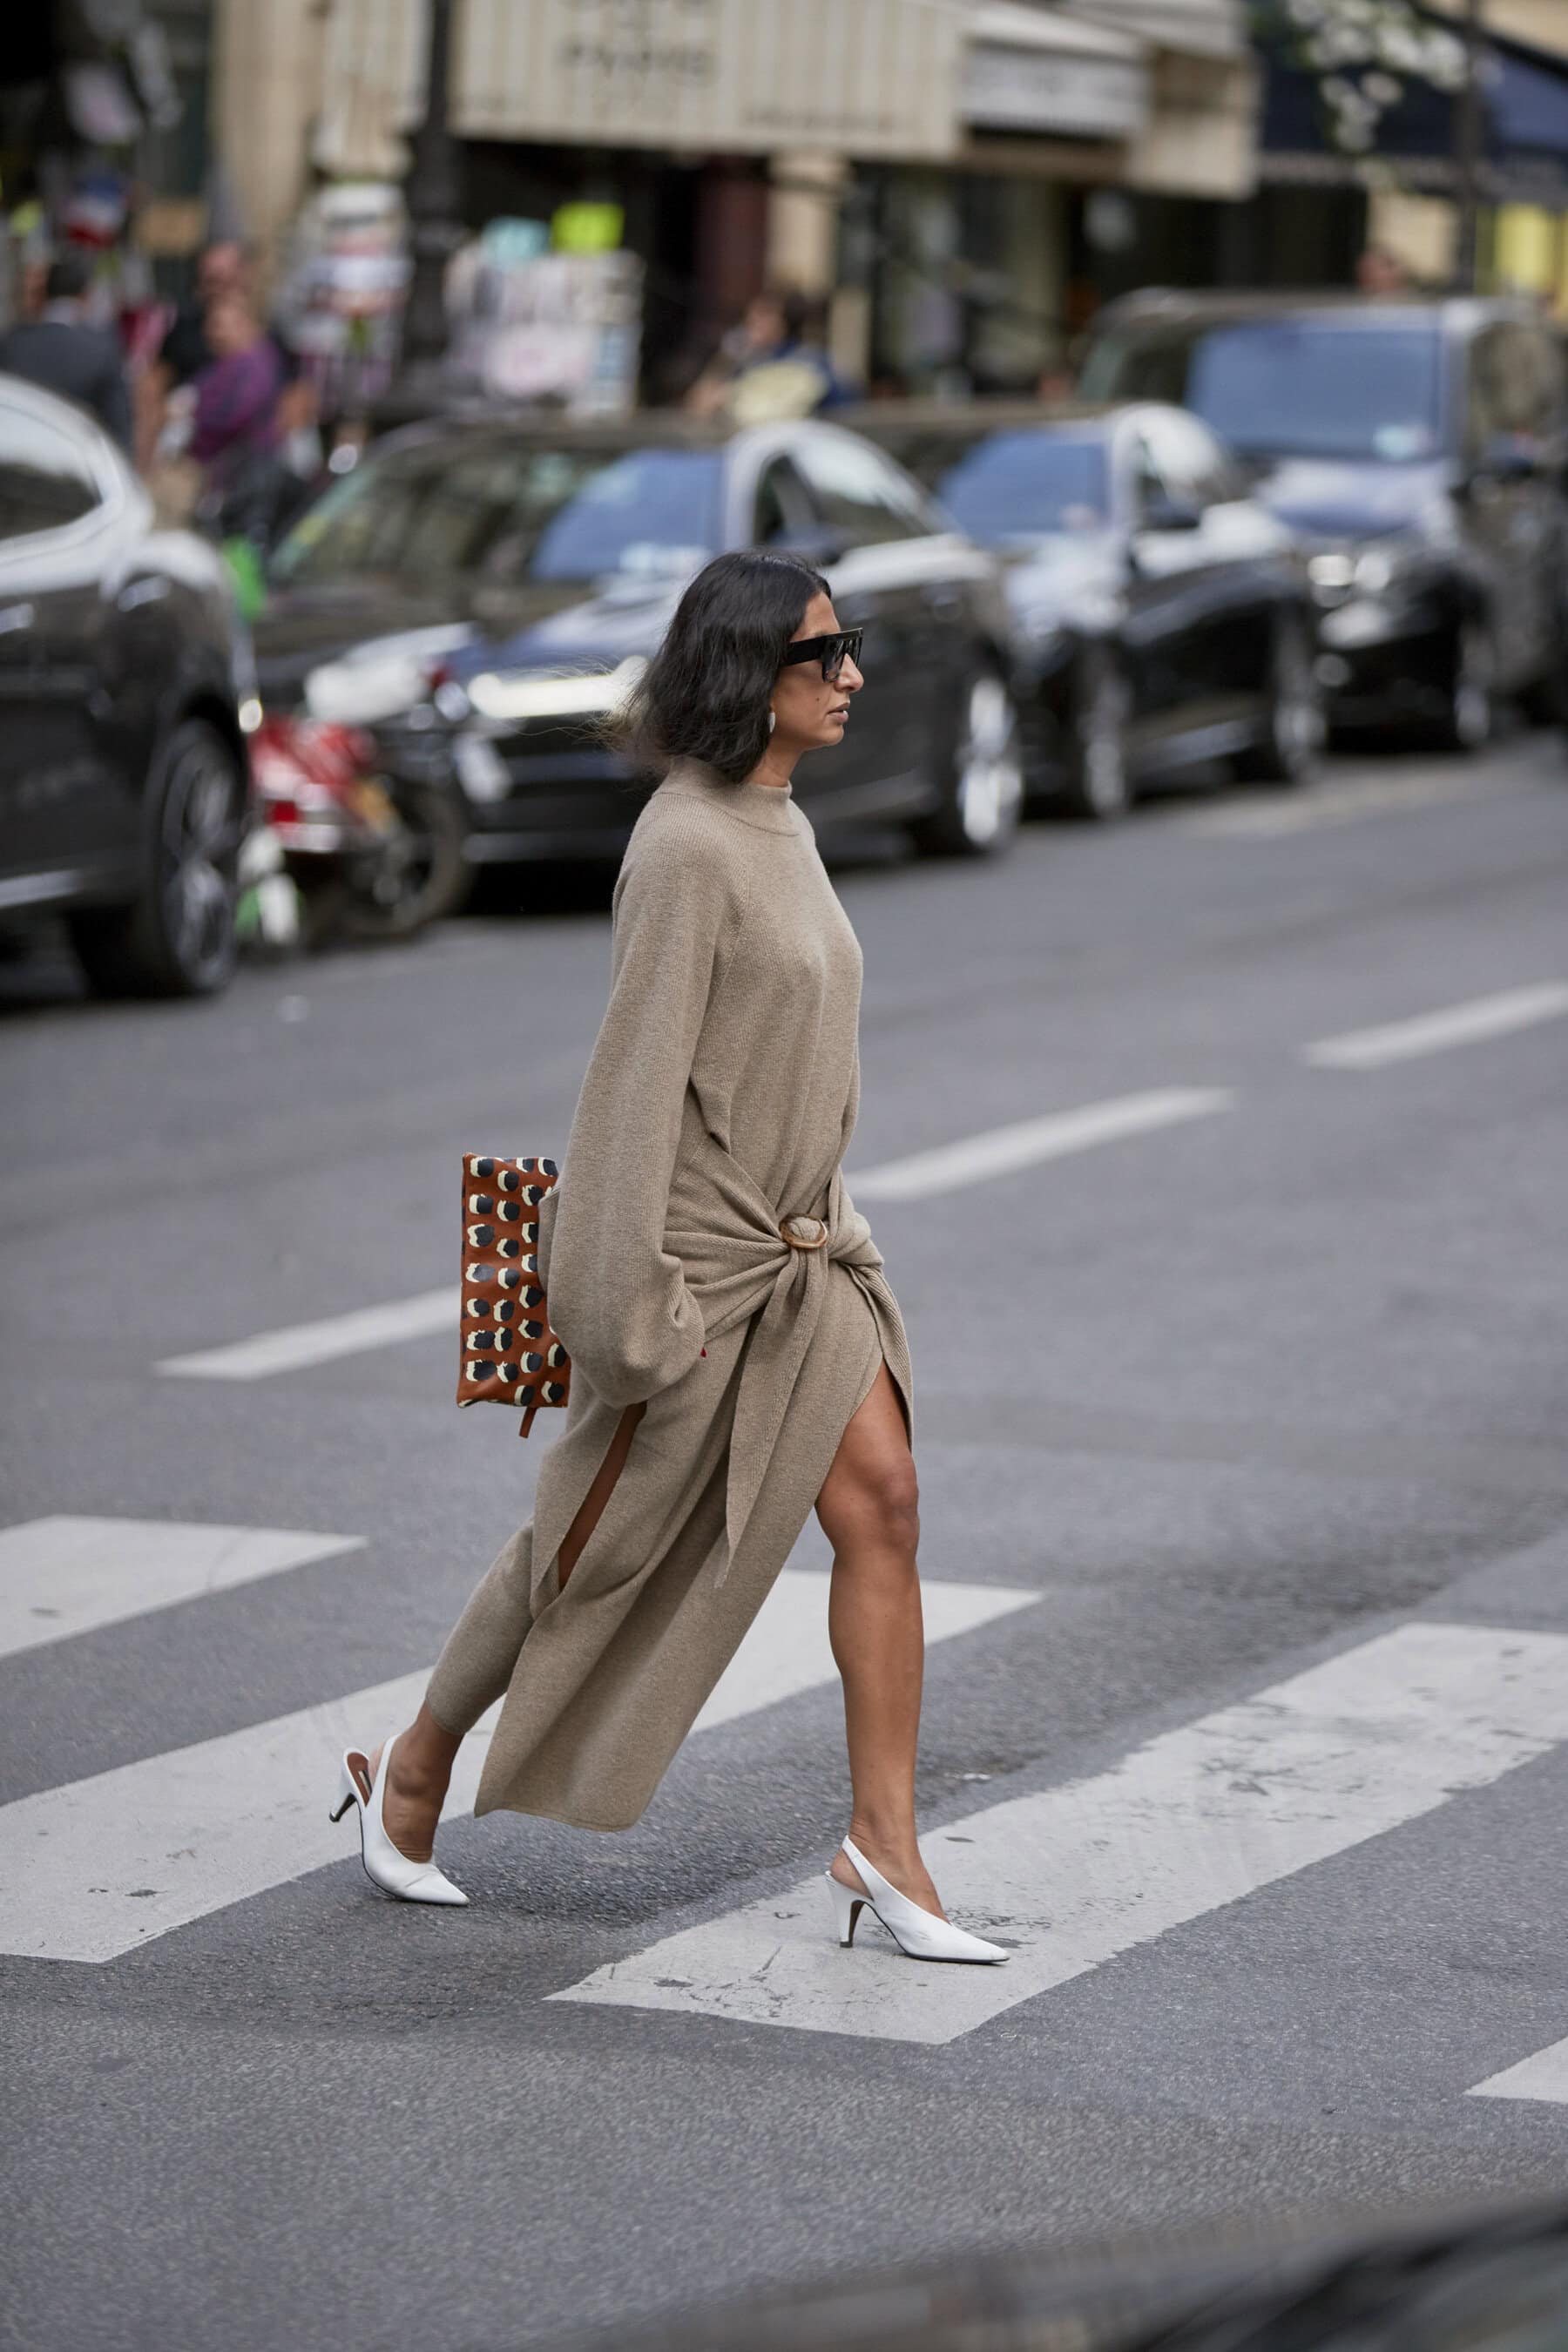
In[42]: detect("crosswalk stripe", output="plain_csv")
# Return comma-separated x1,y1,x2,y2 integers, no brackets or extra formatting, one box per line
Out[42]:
0,1517,362,1661
0,1570,1035,1963
848,1089,1234,1203
155,1287,456,1381
551,1621,1568,2046
1303,983,1568,1071
1467,2038,1568,2106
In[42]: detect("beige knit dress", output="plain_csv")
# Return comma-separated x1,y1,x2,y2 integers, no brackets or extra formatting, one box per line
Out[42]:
427,755,914,1831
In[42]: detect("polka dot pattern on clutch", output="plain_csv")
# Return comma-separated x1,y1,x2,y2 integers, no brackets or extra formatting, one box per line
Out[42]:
457,1153,572,1436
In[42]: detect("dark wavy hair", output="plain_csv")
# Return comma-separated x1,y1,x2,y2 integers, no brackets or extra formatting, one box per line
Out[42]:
615,550,828,786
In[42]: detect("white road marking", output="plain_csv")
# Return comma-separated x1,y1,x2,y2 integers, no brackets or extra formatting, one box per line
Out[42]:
0,1517,362,1661
157,1287,456,1380
848,1089,1234,1203
156,1092,1233,1379
553,1621,1568,2046
1181,765,1528,838
0,1571,1036,1963
1468,2036,1568,2106
692,1572,1032,1734
1303,982,1568,1071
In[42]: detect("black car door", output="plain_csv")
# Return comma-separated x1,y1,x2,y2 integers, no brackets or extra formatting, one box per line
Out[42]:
1117,415,1220,761
0,390,137,900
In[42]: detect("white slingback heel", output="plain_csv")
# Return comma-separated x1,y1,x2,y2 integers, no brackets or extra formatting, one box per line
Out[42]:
329,1730,469,1906
826,1834,1007,1964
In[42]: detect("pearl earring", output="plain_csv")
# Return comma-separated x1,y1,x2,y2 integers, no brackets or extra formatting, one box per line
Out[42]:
767,708,776,737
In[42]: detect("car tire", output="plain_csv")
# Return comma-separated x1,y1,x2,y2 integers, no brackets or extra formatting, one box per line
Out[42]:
909,666,1024,859
1233,612,1324,787
1058,646,1132,821
66,719,245,998
335,780,470,944
1428,617,1494,753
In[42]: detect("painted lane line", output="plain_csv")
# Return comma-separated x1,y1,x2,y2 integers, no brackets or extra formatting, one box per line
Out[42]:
1468,2037,1568,2107
553,1622,1568,2047
158,1092,1233,1379
0,1517,362,1662
0,1571,1035,1963
848,1089,1235,1204
157,1286,456,1381
1304,982,1568,1071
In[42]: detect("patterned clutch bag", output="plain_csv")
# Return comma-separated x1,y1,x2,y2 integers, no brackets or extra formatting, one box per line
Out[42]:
456,1154,571,1437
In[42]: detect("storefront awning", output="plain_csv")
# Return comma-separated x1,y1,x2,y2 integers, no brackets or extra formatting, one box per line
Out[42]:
1260,20,1568,206
963,3,1149,139
1053,0,1248,64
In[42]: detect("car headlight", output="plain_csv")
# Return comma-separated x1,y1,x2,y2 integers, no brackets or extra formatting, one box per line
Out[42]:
464,656,648,724
1308,542,1413,600
305,651,432,726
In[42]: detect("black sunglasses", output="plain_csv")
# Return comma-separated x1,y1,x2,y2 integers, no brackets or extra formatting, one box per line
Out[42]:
780,629,862,683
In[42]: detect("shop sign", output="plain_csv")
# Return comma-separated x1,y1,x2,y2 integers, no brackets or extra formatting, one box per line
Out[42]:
320,0,963,166
963,44,1148,139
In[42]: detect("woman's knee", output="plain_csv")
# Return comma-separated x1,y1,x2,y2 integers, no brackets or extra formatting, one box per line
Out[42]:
839,1453,920,1555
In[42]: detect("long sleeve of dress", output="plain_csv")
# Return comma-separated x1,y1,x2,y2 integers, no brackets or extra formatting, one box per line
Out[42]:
539,811,747,1409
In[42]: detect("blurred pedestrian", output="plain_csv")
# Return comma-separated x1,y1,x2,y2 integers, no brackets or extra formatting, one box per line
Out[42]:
1356,243,1414,296
190,292,287,551
0,253,132,449
686,284,852,421
330,551,1007,1967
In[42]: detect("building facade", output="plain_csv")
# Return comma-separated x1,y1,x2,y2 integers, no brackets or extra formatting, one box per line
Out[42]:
210,0,1261,398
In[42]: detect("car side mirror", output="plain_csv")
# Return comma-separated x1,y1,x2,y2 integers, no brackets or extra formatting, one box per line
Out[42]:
1139,493,1203,533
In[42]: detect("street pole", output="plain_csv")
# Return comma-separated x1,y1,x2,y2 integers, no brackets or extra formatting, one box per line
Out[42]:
385,0,463,417
1452,0,1484,294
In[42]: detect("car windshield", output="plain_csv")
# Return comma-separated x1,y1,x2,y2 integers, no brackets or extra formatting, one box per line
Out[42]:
926,432,1107,542
1082,321,1443,463
271,440,726,588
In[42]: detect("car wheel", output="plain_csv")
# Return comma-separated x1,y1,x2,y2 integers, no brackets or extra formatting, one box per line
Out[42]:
1233,612,1324,787
1429,617,1494,753
910,667,1024,859
66,719,244,998
1058,647,1132,821
335,780,469,943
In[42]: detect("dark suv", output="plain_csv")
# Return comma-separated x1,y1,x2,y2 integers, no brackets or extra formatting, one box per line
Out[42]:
1079,294,1568,747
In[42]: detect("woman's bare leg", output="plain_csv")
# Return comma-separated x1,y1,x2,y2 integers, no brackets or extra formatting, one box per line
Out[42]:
362,1400,646,1860
815,1361,943,1916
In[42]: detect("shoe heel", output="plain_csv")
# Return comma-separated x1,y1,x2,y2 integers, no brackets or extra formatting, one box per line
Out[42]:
826,1873,865,1949
328,1756,359,1824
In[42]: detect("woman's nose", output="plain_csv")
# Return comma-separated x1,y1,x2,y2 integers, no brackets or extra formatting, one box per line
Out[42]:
840,659,864,694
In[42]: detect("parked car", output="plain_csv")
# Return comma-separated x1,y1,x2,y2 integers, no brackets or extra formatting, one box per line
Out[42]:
1078,293,1568,747
848,398,1321,820
253,412,1024,881
0,373,255,995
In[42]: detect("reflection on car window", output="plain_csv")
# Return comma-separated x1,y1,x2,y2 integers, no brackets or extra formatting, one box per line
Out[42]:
0,402,100,540
1185,324,1441,462
793,435,931,543
1086,323,1443,463
932,433,1106,542
272,440,725,587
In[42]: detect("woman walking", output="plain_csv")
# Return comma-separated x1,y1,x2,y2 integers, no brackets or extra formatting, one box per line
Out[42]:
334,551,1005,1964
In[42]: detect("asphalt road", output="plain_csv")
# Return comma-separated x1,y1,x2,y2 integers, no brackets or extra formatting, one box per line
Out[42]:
4,730,1568,2350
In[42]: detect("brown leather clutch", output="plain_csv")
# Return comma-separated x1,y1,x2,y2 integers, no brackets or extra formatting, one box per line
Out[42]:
456,1155,571,1437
